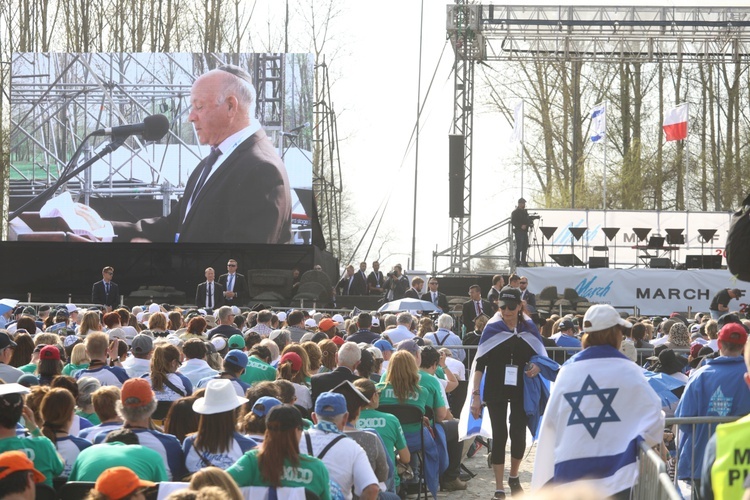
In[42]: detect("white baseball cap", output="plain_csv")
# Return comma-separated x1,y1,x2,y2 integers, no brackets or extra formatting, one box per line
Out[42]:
148,303,161,314
304,318,317,328
582,304,632,332
66,304,78,314
332,314,345,323
277,311,287,322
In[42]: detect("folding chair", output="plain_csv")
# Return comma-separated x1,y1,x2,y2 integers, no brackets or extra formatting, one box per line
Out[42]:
378,404,427,500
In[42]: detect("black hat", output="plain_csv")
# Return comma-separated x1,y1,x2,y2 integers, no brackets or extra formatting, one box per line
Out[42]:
558,319,576,331
0,331,17,350
498,286,521,307
266,404,303,431
657,348,688,376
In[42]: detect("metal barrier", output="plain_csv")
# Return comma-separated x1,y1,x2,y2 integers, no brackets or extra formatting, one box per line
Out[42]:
664,416,740,499
634,440,682,500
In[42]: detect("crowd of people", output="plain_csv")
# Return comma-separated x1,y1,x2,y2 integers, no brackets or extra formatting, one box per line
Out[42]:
0,277,748,500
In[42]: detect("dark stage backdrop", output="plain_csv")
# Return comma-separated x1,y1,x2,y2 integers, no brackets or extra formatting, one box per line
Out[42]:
0,242,337,306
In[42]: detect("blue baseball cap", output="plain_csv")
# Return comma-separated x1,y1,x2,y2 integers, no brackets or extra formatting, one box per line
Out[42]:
224,349,248,370
252,396,282,417
315,392,347,417
373,339,393,352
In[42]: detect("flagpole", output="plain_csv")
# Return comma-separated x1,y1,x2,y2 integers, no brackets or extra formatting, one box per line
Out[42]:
520,140,524,198
603,101,607,224
685,102,690,211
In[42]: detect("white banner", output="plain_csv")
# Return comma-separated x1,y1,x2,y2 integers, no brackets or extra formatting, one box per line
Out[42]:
528,209,733,268
521,267,749,316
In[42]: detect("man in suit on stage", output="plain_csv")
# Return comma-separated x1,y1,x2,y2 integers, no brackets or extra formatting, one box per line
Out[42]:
487,274,505,310
77,65,292,244
403,277,424,299
218,259,249,306
355,262,369,295
195,267,224,310
511,197,531,266
421,277,450,313
462,284,492,333
91,266,120,311
367,260,386,296
337,264,367,296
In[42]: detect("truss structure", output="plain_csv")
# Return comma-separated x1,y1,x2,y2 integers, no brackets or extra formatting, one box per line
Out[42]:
440,3,750,274
9,52,287,215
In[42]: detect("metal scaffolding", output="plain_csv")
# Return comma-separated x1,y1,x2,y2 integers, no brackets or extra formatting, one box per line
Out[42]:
439,4,750,274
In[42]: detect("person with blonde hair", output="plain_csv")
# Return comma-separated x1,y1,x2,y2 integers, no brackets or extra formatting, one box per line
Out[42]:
318,339,338,373
79,386,123,442
40,388,91,477
280,344,312,385
79,310,102,337
63,343,90,376
301,341,322,373
188,466,244,500
148,313,169,337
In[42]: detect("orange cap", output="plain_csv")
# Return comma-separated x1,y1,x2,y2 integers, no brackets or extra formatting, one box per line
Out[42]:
319,318,339,332
94,467,155,499
120,378,154,408
0,450,46,483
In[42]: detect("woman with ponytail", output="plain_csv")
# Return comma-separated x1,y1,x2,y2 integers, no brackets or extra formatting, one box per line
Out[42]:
275,351,311,410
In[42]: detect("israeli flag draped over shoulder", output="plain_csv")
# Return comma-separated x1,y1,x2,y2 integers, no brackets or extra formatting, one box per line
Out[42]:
458,313,553,441
531,345,665,495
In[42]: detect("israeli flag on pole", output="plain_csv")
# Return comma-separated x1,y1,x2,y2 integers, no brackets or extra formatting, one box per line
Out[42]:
590,102,606,143
510,101,524,143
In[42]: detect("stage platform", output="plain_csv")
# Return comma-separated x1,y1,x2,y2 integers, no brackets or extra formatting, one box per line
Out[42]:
0,242,337,306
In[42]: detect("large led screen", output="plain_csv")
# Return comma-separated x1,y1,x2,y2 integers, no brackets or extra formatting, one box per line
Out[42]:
9,53,314,245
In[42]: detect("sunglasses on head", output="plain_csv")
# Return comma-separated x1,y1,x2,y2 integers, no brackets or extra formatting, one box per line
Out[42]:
500,303,519,311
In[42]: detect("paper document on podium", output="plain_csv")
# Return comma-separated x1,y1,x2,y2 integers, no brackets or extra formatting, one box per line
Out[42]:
39,192,115,241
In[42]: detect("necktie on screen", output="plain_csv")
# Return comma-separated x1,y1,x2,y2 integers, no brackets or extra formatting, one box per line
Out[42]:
190,147,222,205
228,274,234,292
207,283,213,308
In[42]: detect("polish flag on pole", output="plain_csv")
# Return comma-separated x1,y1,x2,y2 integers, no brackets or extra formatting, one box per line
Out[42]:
663,103,689,142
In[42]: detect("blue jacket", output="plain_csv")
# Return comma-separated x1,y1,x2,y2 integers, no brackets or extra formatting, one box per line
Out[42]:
524,355,560,438
675,355,750,480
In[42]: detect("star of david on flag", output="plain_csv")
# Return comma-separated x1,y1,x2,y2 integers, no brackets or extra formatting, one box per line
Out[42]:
563,374,620,438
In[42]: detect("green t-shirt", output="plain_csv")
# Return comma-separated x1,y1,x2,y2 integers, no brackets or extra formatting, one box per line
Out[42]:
357,408,408,485
376,371,446,433
435,366,446,380
19,363,36,374
240,356,277,386
68,442,168,482
0,436,63,486
75,410,100,425
63,363,89,376
227,449,331,500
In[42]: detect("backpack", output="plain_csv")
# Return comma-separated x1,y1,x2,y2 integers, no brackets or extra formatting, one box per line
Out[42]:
726,193,750,282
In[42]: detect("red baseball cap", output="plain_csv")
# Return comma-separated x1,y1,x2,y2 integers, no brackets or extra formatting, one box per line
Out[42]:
331,335,345,346
718,323,748,346
0,451,45,483
39,345,61,361
279,352,303,372
94,467,155,500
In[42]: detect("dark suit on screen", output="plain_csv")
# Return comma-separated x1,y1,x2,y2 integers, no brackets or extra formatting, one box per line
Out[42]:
112,130,292,244
92,280,120,309
218,273,249,305
310,367,360,406
421,291,450,313
462,299,493,332
195,281,225,309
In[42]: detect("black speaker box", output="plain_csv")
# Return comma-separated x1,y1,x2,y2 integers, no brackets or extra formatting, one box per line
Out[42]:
449,134,465,218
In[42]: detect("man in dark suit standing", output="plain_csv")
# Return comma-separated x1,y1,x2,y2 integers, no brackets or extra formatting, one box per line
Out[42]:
421,277,450,313
195,267,224,310
487,274,505,311
91,266,120,311
367,260,386,296
337,264,367,296
218,259,249,306
383,264,409,301
355,262,369,295
462,284,493,333
78,65,292,244
403,277,424,299
310,342,362,406
511,197,531,266
519,275,536,312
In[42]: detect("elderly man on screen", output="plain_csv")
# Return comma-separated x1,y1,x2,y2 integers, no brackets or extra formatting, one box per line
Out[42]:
76,65,292,244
